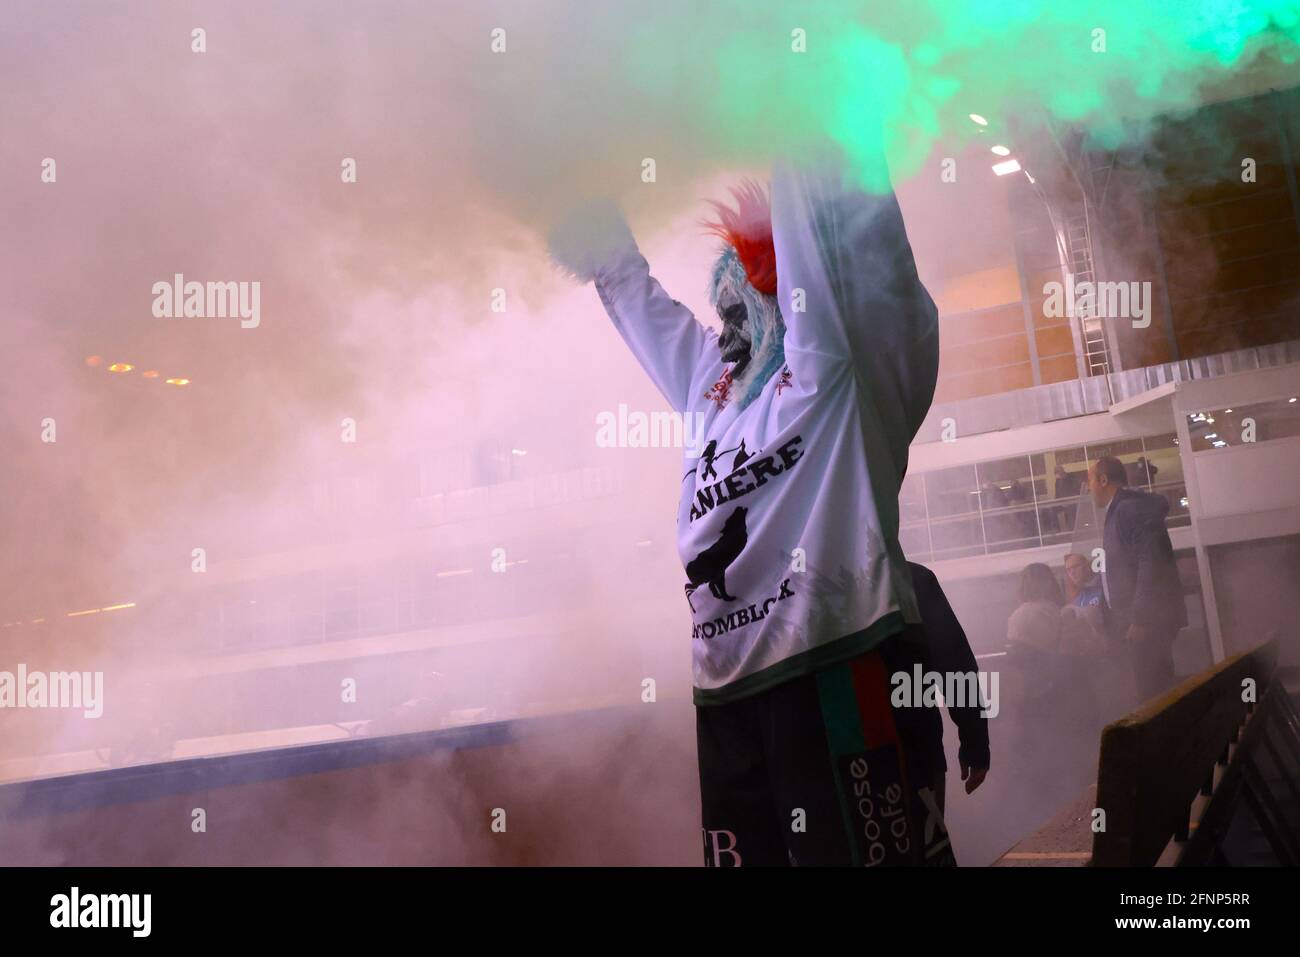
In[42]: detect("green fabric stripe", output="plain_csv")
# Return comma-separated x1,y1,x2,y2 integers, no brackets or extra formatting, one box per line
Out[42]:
815,662,864,867
815,664,867,756
692,611,903,706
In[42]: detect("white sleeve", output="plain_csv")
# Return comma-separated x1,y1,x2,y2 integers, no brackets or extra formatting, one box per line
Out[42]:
770,146,939,477
591,245,715,415
550,199,714,414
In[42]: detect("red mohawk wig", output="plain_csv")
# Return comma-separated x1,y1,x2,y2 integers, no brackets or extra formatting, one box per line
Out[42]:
702,179,778,296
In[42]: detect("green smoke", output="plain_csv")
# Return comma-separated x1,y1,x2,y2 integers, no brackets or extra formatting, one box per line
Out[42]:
616,0,1300,189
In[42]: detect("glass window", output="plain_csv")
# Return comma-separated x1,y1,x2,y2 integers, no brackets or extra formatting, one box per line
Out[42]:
898,472,931,561
473,441,513,486
905,429,1196,562
898,523,932,563
320,569,358,641
249,580,293,649
925,464,980,519
1037,446,1087,545
287,572,324,646
1142,433,1190,527
397,558,437,629
1083,438,1145,483
358,566,397,638
928,513,984,560
975,456,1040,553
925,465,984,559
899,471,927,525
1187,397,1300,451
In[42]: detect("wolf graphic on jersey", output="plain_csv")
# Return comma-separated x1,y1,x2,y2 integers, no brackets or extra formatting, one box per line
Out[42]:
684,506,748,613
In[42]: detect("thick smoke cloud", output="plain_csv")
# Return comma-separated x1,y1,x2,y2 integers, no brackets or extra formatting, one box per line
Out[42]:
0,1,1294,863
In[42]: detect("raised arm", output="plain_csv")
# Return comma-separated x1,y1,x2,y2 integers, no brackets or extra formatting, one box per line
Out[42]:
770,147,939,479
549,198,714,413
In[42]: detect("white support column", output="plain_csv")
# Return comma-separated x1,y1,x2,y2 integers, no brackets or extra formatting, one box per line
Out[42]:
1175,388,1226,662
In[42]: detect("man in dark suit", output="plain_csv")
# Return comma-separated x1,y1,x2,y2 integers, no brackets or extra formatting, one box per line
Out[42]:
1088,456,1187,700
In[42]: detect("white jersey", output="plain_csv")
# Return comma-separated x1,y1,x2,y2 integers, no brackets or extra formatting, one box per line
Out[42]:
592,152,939,705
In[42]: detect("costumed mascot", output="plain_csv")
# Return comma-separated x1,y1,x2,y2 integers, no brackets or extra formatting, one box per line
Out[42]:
549,142,955,866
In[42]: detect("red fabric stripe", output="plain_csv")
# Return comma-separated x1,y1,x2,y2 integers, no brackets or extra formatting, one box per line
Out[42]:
849,652,901,748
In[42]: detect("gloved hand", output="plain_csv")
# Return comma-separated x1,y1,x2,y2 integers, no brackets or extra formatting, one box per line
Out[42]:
546,196,638,284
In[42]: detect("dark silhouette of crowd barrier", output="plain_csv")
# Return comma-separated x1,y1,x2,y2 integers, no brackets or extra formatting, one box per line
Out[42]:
999,637,1300,866
1093,636,1300,865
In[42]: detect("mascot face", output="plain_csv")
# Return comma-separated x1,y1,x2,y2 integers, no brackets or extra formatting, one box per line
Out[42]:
716,289,753,368
703,180,786,410
708,245,783,408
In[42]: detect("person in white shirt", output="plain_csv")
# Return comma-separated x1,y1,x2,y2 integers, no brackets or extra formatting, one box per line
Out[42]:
549,142,943,865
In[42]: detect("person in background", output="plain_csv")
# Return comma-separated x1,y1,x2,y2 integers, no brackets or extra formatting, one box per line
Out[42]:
1062,551,1116,716
1009,562,1105,661
1050,465,1084,535
1064,552,1104,609
1004,564,1071,791
1063,551,1108,643
1054,465,1083,499
1007,563,1068,656
1127,456,1159,489
1005,563,1104,790
1088,456,1187,701
1005,479,1037,542
906,562,991,814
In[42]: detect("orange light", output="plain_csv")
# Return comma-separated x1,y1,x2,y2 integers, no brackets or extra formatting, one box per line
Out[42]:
85,355,103,367
165,378,191,386
108,363,134,373
65,601,135,618
141,370,160,379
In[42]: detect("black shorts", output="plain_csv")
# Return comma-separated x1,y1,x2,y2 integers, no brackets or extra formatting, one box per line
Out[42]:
696,635,954,867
